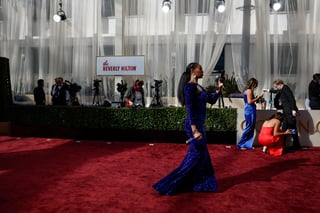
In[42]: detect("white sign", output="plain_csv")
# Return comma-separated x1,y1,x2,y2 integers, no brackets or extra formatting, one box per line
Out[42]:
96,56,145,76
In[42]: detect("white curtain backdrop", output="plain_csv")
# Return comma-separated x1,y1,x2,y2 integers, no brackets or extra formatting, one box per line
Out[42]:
0,0,320,107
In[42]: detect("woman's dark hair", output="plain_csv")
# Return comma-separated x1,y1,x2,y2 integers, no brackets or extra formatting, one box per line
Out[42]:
245,78,258,90
268,112,284,122
177,62,199,105
133,79,144,91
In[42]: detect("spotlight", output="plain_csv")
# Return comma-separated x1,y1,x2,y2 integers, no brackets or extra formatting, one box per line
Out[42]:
216,0,226,13
53,0,67,22
162,0,172,13
271,0,282,11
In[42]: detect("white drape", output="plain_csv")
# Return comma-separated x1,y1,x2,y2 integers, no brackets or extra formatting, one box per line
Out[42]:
229,0,320,105
1,0,320,107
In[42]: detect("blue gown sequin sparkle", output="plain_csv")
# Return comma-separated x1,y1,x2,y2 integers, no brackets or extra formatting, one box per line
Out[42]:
152,82,219,195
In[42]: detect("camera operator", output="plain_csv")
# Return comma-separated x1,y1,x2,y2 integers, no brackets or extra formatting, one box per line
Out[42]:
124,79,145,108
64,80,81,105
93,79,102,93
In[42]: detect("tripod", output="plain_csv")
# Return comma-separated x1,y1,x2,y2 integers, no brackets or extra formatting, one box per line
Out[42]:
268,93,274,110
217,91,224,108
150,86,163,107
92,87,102,105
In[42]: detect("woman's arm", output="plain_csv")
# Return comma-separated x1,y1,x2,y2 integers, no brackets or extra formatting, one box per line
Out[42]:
273,120,290,136
246,89,261,104
207,82,223,105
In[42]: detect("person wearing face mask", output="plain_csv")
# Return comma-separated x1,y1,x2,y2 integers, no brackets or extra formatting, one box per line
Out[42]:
152,62,223,196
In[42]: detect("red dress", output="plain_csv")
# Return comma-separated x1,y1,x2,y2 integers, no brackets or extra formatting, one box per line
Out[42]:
258,127,284,156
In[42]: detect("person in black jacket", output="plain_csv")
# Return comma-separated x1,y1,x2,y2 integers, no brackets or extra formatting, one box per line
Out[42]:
33,79,46,105
50,77,67,106
308,73,320,109
272,79,301,150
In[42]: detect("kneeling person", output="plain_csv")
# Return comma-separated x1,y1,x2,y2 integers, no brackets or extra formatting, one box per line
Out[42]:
258,112,291,156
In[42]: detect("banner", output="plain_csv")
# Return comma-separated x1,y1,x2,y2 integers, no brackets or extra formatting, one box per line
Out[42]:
96,56,144,76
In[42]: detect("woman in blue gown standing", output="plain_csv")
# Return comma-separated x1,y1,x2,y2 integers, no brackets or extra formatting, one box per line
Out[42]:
237,78,262,150
152,62,223,195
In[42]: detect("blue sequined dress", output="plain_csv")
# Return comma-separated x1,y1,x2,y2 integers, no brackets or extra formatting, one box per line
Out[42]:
237,89,256,149
152,82,219,195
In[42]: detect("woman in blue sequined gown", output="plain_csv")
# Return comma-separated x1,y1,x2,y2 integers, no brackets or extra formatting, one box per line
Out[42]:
152,62,223,195
237,78,262,150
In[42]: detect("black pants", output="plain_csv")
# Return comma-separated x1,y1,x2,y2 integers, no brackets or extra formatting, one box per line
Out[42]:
282,113,301,148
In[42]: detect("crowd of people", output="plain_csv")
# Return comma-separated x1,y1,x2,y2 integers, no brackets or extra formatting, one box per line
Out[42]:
33,77,70,106
33,72,320,111
152,63,320,197
235,74,320,156
31,65,319,197
33,77,146,107
237,78,303,155
151,63,317,196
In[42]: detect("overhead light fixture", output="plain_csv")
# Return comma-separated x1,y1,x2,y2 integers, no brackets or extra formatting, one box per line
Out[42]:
216,0,226,13
162,0,172,13
53,0,67,22
271,0,282,11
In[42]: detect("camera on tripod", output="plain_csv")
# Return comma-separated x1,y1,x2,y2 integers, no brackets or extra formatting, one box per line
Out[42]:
92,79,103,105
213,70,225,85
256,96,266,104
211,70,225,108
64,80,81,96
150,79,163,107
93,79,102,88
63,80,81,105
151,80,162,89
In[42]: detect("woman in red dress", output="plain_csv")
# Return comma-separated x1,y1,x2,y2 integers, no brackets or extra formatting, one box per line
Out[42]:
258,112,291,156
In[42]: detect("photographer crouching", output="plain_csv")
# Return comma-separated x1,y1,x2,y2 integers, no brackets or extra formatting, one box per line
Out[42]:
124,79,145,108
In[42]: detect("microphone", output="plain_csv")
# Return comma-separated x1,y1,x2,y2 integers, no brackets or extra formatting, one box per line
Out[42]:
262,88,278,94
186,138,193,145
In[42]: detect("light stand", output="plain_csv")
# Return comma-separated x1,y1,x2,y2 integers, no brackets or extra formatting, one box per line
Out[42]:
53,0,67,22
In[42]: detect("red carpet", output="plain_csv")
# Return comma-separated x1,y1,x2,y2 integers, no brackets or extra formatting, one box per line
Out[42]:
0,136,320,213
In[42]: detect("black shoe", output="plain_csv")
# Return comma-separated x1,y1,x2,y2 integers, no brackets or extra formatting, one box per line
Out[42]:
283,147,296,154
293,146,302,150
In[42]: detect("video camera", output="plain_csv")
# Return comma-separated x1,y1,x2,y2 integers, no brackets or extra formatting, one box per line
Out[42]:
151,79,163,89
212,70,225,84
64,80,81,96
93,79,102,88
262,88,278,94
116,80,127,94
